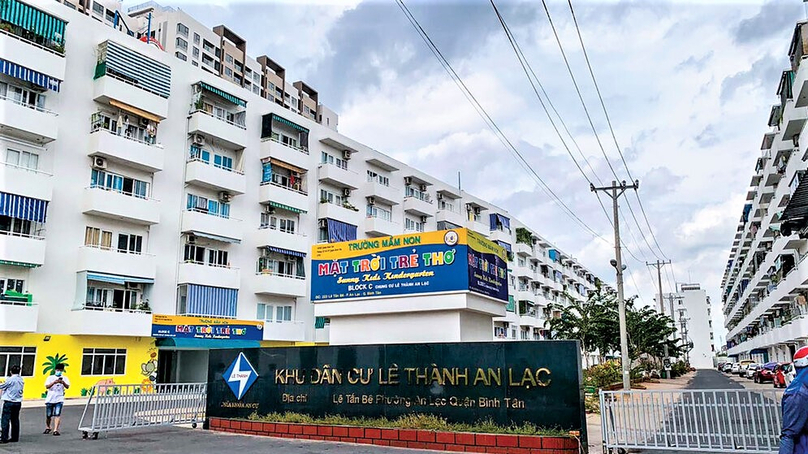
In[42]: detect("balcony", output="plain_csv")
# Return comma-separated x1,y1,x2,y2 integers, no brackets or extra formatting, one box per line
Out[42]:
263,320,306,342
260,138,312,170
0,29,65,82
517,290,536,302
436,204,464,227
0,302,38,332
88,129,164,173
794,61,808,108
781,100,807,141
317,163,359,190
0,95,58,144
82,186,160,225
365,180,400,205
515,264,534,280
185,158,246,195
177,261,240,289
258,181,309,212
318,201,361,226
181,209,243,242
403,195,434,217
365,216,399,237
188,110,247,150
519,314,541,328
69,308,152,336
0,163,52,201
93,74,168,120
489,228,512,244
252,227,308,254
515,242,534,257
76,246,156,279
252,271,307,297
465,218,489,236
0,232,46,266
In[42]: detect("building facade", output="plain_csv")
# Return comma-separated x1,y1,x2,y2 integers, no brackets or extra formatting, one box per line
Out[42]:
0,0,601,398
721,21,808,365
661,284,715,369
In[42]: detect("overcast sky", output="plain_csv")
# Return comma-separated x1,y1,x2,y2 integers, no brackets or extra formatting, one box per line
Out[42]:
135,0,807,344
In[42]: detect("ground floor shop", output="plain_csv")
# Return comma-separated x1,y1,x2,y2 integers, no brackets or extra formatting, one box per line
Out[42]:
0,332,311,399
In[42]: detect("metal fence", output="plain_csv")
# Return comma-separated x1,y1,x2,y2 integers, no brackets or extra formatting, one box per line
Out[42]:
600,389,783,453
78,383,207,439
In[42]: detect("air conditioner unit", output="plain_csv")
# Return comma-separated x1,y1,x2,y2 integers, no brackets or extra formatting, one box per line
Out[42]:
404,177,412,186
125,282,141,290
420,216,427,223
419,184,427,192
285,254,297,261
437,193,444,200
92,156,107,169
342,188,351,197
187,234,196,244
139,117,149,127
218,191,232,203
318,219,327,228
366,196,375,205
473,207,481,215
342,150,352,160
193,134,205,145
264,205,276,214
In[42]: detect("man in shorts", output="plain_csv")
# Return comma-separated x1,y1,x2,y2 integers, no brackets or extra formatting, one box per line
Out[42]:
43,364,69,436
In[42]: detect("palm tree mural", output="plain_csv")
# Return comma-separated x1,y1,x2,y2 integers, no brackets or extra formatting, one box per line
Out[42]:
42,353,68,376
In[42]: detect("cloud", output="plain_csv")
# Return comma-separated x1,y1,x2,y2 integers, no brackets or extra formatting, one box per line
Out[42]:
676,52,714,72
734,0,802,44
695,124,719,147
719,54,783,104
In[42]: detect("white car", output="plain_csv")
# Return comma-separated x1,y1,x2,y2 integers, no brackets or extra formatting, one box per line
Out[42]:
731,363,742,374
745,364,760,379
723,363,734,373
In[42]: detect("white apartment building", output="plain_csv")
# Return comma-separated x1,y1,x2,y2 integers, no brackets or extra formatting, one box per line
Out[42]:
0,0,601,395
660,284,715,369
721,20,808,365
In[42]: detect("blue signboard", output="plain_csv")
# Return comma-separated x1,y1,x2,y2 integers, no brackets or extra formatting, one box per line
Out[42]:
151,315,264,341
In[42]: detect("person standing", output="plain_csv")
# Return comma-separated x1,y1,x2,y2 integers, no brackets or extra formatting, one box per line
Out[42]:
0,365,24,444
780,346,808,454
43,364,69,436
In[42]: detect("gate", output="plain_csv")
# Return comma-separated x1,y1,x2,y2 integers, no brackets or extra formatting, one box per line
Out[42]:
78,383,207,439
600,389,782,453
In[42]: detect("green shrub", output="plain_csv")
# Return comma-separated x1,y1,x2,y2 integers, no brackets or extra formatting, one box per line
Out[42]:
584,361,622,389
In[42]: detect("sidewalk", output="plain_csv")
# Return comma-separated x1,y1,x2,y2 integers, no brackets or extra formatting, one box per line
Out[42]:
586,372,696,454
20,397,90,409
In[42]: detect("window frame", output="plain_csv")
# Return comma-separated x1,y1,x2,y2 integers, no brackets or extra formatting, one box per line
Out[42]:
80,348,127,376
0,346,36,377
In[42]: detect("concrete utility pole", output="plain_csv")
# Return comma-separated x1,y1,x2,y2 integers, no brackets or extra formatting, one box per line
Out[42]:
647,259,672,376
591,180,639,391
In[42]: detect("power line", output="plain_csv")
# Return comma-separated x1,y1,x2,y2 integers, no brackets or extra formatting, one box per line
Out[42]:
394,0,608,244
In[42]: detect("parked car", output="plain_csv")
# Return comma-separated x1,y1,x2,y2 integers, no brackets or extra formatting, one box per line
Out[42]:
738,360,755,376
724,362,735,373
774,363,794,388
731,363,742,374
745,364,760,379
754,362,777,383
717,362,726,371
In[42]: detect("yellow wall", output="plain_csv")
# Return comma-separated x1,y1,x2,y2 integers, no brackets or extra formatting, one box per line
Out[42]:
0,333,156,400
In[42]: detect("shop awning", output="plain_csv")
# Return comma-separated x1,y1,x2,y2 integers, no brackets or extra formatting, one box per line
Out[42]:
87,272,154,285
0,0,66,45
271,113,308,133
266,246,305,258
0,192,48,223
190,231,241,244
0,259,39,268
268,200,306,214
198,81,246,108
155,338,260,349
109,99,161,123
270,158,305,174
0,58,60,92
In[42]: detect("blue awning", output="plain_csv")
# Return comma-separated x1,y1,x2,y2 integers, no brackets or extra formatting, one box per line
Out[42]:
0,192,48,223
0,58,60,92
87,272,154,285
266,246,306,258
0,0,67,46
495,240,512,252
326,218,357,243
155,338,259,349
190,231,241,244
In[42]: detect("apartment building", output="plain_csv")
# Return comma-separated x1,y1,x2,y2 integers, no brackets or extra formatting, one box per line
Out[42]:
721,20,808,365
658,284,715,369
127,1,331,127
0,0,601,396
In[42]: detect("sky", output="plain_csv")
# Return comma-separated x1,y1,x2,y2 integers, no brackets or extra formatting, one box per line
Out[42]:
130,0,808,345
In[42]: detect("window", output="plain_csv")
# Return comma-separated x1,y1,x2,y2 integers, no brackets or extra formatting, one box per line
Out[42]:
0,216,32,236
202,40,215,54
0,278,24,294
438,199,456,213
175,52,187,61
367,204,392,221
81,348,126,376
192,61,199,67
176,37,188,51
91,170,149,198
6,149,38,171
92,1,104,15
84,227,112,249
320,152,347,170
256,304,292,322
117,233,143,254
320,189,343,206
367,170,389,186
213,154,233,171
226,54,234,64
3,83,45,110
193,47,199,58
177,23,189,36
405,218,425,232
193,32,200,44
253,85,260,95
0,347,35,377
260,214,296,233
186,194,230,219
225,67,233,77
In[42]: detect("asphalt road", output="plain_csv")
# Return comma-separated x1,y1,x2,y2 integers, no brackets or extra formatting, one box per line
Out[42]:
0,405,442,454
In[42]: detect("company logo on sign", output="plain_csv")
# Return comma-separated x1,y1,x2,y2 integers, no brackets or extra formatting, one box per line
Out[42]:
224,353,258,400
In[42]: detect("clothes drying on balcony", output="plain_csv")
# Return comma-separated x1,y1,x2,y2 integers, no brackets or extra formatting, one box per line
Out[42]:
325,218,357,243
489,213,510,231
0,191,48,223
0,57,60,92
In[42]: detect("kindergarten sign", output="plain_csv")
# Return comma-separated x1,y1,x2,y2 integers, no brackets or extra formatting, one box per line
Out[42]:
310,228,508,302
151,314,264,341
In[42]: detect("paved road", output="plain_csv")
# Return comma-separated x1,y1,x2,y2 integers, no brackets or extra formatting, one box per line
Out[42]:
631,369,781,454
0,405,442,454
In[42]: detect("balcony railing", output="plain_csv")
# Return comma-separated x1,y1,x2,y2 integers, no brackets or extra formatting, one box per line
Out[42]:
182,259,237,270
3,161,52,177
177,311,235,320
91,115,158,146
0,93,57,115
256,259,305,278
258,224,307,237
187,156,244,175
405,187,432,203
84,243,152,256
81,302,151,314
260,174,307,195
0,229,44,241
263,136,309,155
186,207,239,221
0,24,64,55
189,108,246,130
88,184,155,201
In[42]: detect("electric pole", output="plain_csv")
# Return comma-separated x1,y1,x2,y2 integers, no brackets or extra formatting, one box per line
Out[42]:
647,259,672,376
591,180,639,391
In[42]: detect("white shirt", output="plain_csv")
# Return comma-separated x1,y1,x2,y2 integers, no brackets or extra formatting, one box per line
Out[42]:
44,375,70,404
